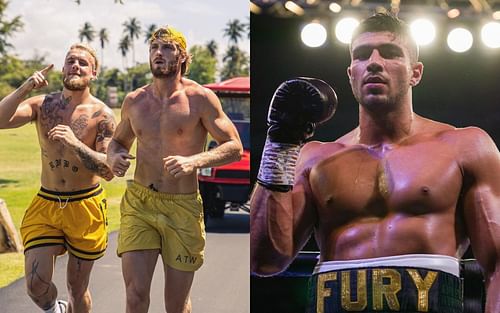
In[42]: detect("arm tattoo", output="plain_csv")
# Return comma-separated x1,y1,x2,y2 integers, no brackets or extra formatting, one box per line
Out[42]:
91,109,103,119
96,114,115,143
75,144,112,177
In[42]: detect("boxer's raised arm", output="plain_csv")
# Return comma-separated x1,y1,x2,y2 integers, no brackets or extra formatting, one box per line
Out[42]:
250,78,337,276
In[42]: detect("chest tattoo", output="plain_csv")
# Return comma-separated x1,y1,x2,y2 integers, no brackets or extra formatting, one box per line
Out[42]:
70,114,89,140
40,95,70,131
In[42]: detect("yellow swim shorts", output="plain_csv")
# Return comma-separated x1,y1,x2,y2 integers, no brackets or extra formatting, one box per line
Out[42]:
117,181,206,272
20,184,108,260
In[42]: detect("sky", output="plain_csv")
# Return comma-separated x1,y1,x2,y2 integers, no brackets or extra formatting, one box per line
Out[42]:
5,0,249,75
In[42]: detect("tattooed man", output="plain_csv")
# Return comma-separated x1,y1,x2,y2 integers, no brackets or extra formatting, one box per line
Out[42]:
107,26,242,313
0,43,115,313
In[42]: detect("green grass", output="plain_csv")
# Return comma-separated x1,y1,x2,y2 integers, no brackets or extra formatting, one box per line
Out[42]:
0,109,135,288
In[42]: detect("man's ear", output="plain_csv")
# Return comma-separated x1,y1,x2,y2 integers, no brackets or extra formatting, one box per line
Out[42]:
347,66,352,82
409,62,424,87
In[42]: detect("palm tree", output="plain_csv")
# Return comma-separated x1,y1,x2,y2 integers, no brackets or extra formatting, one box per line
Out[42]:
223,19,245,45
98,28,109,69
206,40,218,58
123,17,141,65
0,12,23,56
221,45,249,80
144,23,157,43
78,22,95,43
118,35,130,70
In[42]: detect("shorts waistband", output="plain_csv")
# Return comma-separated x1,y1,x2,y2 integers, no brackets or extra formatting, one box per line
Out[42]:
38,184,103,202
313,254,460,277
128,180,198,200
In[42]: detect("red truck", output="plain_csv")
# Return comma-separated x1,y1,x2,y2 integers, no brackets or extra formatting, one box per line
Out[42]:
199,77,250,222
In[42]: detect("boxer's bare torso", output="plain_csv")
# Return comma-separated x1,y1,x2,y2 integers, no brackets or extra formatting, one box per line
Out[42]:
301,116,472,261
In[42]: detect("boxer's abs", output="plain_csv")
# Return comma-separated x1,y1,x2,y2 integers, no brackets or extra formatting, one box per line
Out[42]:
318,212,463,261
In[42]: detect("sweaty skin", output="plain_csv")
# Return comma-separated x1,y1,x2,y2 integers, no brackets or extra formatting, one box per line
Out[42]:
250,31,500,312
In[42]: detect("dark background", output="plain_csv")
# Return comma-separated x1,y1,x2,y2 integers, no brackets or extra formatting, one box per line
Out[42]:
250,12,500,184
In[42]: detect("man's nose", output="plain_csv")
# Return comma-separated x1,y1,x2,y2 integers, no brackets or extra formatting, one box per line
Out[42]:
367,50,383,72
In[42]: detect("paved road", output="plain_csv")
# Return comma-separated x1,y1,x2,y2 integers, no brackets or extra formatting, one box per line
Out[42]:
0,210,249,313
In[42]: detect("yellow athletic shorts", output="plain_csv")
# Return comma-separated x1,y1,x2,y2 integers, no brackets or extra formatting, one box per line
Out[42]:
20,184,108,260
117,181,206,271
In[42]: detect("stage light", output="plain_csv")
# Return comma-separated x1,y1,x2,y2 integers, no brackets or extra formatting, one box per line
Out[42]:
250,2,262,14
410,18,436,46
447,8,460,19
285,1,305,15
329,2,342,13
335,17,360,44
481,22,500,48
447,28,473,53
301,22,327,47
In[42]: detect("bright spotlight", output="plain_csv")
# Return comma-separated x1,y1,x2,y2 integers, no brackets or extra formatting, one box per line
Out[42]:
285,1,305,15
301,22,327,48
329,2,342,13
481,22,500,48
447,8,460,19
410,19,436,46
335,17,360,44
447,28,473,53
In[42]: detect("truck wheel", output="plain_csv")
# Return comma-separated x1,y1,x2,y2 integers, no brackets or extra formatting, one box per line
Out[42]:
213,200,226,218
200,184,213,223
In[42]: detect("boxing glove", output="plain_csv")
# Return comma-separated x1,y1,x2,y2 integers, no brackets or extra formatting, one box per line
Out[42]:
267,77,337,145
257,77,337,192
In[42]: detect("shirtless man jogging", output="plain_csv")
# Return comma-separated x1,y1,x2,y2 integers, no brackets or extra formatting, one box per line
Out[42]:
0,43,115,313
107,26,243,313
251,13,500,313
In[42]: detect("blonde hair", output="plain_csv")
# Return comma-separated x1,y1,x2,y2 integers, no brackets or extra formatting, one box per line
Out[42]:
67,43,100,75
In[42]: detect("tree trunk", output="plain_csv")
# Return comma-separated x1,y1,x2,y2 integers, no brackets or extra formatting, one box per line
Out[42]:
0,199,23,253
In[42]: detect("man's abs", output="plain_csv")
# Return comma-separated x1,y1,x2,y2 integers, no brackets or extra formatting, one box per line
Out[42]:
133,149,199,194
317,212,465,261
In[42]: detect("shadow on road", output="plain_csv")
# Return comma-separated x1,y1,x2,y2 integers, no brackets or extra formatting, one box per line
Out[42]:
205,210,249,234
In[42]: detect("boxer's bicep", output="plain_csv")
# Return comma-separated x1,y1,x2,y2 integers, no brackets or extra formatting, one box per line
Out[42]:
461,129,500,279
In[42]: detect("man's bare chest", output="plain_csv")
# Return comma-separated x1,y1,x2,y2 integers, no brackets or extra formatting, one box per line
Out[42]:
309,144,463,218
37,98,100,146
130,101,202,140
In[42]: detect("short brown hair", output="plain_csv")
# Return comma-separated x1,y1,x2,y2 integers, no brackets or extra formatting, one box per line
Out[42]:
350,13,419,63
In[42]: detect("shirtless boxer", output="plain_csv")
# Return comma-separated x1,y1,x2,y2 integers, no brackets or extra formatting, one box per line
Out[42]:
251,13,500,313
106,26,243,313
0,43,115,313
